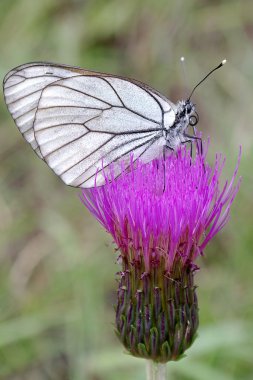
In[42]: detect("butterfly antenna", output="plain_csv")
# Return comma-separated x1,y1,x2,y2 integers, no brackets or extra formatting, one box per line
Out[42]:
180,56,188,97
188,59,226,100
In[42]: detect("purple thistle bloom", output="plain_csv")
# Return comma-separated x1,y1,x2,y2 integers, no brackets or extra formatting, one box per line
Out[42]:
81,140,241,362
81,141,241,272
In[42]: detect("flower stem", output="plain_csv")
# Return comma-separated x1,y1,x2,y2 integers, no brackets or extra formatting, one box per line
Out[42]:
146,361,153,380
146,361,167,380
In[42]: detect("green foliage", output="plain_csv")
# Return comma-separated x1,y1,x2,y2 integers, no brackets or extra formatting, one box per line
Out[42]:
0,0,253,378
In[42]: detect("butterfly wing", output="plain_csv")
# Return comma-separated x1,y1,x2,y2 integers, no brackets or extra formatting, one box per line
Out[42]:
3,62,176,187
3,62,93,158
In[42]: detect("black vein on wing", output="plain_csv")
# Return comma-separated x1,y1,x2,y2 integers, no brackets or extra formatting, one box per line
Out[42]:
36,118,159,136
5,79,66,105
58,134,116,176
6,87,49,106
35,113,160,136
41,130,90,158
49,81,161,125
145,89,174,133
100,77,125,107
79,134,159,187
63,132,155,182
51,83,113,107
4,74,63,92
39,114,105,159
38,105,111,112
4,75,26,88
15,106,38,120
94,76,163,124
145,88,166,133
35,122,85,132
88,135,162,187
32,77,87,155
3,62,81,85
3,69,84,160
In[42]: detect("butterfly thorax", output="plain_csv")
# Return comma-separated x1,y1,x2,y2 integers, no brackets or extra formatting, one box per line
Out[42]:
165,99,198,150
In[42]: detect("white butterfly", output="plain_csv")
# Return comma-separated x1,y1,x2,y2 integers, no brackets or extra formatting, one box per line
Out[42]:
3,61,225,188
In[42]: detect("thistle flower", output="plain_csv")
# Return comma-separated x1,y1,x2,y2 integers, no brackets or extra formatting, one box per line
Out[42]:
81,141,241,363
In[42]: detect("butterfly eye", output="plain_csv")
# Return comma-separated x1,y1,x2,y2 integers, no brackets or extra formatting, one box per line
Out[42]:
189,114,198,126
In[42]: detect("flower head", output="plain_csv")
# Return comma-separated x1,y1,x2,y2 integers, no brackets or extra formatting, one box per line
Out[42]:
81,141,241,362
82,141,241,272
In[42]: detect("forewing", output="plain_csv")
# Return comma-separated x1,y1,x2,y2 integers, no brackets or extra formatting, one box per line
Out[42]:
35,75,171,187
3,62,93,157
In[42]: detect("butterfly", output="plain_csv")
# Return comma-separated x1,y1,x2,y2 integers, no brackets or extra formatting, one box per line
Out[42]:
3,60,225,188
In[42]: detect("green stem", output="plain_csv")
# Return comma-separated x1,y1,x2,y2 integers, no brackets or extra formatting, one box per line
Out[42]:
146,361,167,380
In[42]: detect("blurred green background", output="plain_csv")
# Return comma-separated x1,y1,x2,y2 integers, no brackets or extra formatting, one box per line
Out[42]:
0,0,252,379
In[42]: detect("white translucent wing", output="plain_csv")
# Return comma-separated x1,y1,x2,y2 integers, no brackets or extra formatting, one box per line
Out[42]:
35,75,174,187
3,63,83,157
3,62,176,188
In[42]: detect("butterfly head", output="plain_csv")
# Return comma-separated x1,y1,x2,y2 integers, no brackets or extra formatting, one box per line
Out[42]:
165,99,199,150
169,99,198,134
176,99,199,129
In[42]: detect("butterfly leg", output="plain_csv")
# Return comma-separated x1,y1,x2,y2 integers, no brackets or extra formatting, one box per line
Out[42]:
163,144,174,191
162,145,167,192
183,133,203,156
183,133,205,173
181,138,193,162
